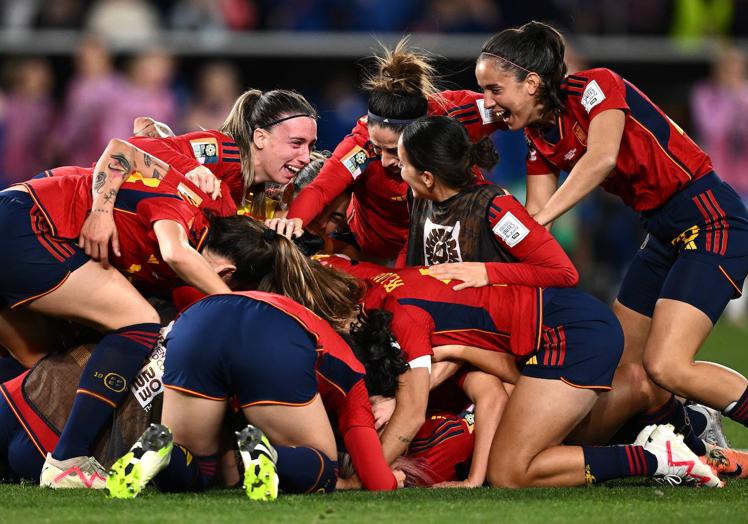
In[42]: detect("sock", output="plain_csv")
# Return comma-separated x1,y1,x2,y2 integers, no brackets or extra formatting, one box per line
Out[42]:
724,385,748,427
582,445,658,484
153,445,217,492
684,405,708,436
0,357,26,383
52,323,160,460
276,446,338,494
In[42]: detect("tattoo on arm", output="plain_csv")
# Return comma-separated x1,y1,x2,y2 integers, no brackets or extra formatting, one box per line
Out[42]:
108,153,132,177
152,168,163,180
397,435,412,444
93,172,106,194
143,152,153,168
103,189,117,204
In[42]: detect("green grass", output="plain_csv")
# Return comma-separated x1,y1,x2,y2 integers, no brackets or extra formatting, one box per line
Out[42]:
4,321,748,523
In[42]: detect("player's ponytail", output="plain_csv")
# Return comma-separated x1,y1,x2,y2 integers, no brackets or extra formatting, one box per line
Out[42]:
363,37,440,132
479,21,567,119
401,116,498,190
220,88,317,207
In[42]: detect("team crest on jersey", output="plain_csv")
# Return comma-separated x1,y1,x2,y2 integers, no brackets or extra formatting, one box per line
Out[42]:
581,80,606,113
190,138,219,164
341,145,370,179
492,212,530,247
424,218,463,265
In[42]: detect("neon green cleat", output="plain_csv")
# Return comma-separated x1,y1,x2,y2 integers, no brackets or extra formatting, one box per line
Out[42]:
236,425,279,501
106,423,173,499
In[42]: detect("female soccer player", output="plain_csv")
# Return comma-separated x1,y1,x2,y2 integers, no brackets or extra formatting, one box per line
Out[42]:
0,140,238,489
320,255,721,488
474,21,748,432
106,289,404,499
398,116,578,289
271,39,503,261
80,89,318,267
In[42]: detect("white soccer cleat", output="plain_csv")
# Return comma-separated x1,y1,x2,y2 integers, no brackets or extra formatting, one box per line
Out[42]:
633,424,658,447
106,423,173,499
643,424,723,488
687,403,731,449
40,453,107,489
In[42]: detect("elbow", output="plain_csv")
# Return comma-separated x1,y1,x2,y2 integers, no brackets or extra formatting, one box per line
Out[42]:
564,264,580,287
160,245,190,270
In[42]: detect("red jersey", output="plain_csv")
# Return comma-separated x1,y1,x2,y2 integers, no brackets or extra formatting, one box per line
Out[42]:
320,256,543,358
232,291,396,491
24,167,234,290
525,68,713,211
129,130,245,205
288,90,505,259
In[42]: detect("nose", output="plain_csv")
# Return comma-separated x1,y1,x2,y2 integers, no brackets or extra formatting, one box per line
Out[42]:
482,95,496,109
298,147,312,164
381,151,399,170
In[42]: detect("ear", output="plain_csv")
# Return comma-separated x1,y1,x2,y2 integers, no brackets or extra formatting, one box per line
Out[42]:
217,264,237,283
525,72,542,96
421,170,435,190
253,128,267,149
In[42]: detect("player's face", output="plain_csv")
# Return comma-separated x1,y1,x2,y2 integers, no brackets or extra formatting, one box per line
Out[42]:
369,125,402,173
476,59,541,130
397,136,429,199
255,116,317,184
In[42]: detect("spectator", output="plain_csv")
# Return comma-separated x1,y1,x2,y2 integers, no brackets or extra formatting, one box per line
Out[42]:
86,0,159,42
182,61,241,132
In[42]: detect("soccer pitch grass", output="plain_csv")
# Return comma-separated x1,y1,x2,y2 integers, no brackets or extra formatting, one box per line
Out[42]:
3,322,748,523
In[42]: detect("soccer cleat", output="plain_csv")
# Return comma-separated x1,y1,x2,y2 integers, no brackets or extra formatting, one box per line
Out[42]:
236,425,279,501
632,424,658,447
106,423,173,499
643,424,723,488
40,454,107,489
687,403,731,449
704,446,748,479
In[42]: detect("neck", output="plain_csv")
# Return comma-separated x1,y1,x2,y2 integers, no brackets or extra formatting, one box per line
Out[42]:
431,183,460,202
250,144,267,184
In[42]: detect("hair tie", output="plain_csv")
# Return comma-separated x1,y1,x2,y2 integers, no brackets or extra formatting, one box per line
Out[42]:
262,228,278,241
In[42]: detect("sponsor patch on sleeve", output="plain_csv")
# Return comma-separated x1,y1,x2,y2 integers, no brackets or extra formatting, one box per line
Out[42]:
581,80,606,114
190,137,219,164
492,211,530,247
476,98,499,124
340,145,370,179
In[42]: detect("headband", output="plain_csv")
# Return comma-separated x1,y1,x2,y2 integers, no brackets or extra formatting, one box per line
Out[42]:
261,113,315,129
367,111,421,127
480,51,534,75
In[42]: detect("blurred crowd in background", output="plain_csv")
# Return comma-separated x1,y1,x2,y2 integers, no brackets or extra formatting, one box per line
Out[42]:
0,0,747,321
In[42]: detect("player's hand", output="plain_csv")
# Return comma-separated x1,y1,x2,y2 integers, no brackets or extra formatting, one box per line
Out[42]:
184,166,221,199
132,116,175,138
393,469,406,488
265,217,303,239
79,209,120,268
370,396,396,430
433,479,481,489
427,262,489,291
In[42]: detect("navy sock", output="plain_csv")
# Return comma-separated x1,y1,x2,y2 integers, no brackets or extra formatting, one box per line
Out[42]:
0,357,26,383
725,384,748,427
52,323,160,460
684,405,708,436
582,445,658,484
153,445,217,492
626,396,706,456
276,446,338,494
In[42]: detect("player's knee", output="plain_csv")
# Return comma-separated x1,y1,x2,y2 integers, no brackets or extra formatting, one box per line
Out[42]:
486,454,528,488
643,352,683,390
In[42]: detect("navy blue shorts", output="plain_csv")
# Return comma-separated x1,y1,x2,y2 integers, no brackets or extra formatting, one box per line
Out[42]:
618,173,748,324
163,295,319,408
0,190,88,309
521,288,623,390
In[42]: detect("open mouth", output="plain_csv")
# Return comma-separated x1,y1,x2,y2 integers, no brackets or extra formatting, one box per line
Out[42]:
283,164,302,178
497,108,512,123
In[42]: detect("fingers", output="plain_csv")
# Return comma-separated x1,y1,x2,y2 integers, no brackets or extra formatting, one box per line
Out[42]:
394,470,406,488
452,282,471,291
111,228,121,258
210,179,222,200
265,217,303,239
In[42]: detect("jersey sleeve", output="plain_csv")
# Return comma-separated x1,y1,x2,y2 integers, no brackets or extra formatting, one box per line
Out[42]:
377,293,434,363
575,68,629,120
483,194,579,287
136,195,194,233
287,119,374,225
128,136,202,177
430,90,506,142
339,380,397,491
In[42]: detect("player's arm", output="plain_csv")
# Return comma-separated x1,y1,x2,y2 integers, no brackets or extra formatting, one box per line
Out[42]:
81,139,171,267
436,370,508,488
133,116,175,138
379,366,430,464
432,345,519,384
152,220,232,295
533,109,625,226
525,172,559,217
